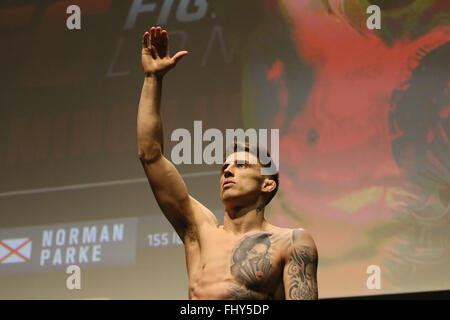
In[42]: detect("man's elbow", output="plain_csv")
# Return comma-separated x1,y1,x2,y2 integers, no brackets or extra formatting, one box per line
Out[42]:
138,147,163,164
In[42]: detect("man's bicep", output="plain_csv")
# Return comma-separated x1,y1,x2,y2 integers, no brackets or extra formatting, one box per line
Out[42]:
283,230,318,300
140,155,198,238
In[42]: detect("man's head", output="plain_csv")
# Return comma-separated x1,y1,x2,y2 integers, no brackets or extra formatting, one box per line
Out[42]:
220,141,279,209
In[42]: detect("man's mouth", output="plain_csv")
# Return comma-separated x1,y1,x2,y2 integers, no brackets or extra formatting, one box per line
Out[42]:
223,181,235,188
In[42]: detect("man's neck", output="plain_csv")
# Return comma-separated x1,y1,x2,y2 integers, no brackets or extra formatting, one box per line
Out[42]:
223,203,269,235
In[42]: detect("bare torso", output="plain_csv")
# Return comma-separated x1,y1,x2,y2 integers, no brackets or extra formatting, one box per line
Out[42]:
184,223,292,300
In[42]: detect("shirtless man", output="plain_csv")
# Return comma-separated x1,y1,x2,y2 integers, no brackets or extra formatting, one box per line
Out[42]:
137,26,318,300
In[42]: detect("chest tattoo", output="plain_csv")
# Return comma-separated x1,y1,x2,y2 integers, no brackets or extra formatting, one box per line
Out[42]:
229,232,274,298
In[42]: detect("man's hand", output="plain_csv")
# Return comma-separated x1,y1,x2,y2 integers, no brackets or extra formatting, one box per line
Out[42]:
141,26,188,78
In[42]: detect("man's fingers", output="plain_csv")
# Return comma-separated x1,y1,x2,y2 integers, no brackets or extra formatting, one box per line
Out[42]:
147,27,157,58
161,30,169,57
172,51,189,64
142,32,149,49
146,26,182,61
161,29,168,45
156,26,162,41
161,29,168,41
150,27,156,43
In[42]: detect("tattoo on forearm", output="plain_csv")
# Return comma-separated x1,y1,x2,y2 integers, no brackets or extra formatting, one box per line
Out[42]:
287,244,318,299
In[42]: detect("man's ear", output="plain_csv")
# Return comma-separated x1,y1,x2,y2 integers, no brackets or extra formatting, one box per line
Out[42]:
262,178,277,193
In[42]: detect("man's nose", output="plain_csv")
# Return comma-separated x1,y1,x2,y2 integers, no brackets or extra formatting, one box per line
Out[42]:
224,166,233,178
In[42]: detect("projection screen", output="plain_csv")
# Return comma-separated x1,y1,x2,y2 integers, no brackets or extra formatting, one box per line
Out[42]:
0,0,449,299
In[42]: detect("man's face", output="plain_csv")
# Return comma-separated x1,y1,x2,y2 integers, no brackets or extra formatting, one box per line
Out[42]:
247,243,269,261
220,151,264,206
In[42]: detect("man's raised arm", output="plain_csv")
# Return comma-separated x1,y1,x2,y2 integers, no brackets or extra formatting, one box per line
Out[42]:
137,26,217,242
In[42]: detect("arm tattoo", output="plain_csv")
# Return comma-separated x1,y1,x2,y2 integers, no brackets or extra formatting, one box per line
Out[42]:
287,244,318,300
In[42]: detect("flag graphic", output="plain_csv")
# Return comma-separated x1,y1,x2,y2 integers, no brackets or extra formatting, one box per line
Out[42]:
0,238,32,264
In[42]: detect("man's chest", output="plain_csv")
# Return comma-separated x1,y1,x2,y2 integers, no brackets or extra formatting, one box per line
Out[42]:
188,229,289,298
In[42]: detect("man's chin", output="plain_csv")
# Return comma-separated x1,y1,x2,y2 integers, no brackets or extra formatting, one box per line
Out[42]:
221,193,255,208
221,193,241,206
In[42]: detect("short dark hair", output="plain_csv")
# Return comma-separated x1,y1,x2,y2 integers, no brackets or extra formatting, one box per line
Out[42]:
224,141,279,206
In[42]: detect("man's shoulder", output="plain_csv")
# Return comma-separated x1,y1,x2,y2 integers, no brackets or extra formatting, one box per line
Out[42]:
290,228,316,248
267,226,317,258
269,225,315,245
273,228,318,268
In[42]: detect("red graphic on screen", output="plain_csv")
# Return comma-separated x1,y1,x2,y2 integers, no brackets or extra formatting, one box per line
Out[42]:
243,0,449,295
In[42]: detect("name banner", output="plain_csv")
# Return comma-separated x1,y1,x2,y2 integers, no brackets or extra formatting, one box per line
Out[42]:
0,218,137,274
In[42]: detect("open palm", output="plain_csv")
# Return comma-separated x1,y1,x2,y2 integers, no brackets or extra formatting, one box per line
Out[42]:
141,26,188,77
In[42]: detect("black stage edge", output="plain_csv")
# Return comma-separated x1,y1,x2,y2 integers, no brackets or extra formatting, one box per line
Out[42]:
335,289,450,300
1,291,449,319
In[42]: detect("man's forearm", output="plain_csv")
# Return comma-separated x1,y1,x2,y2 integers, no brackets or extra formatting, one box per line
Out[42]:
137,74,164,161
